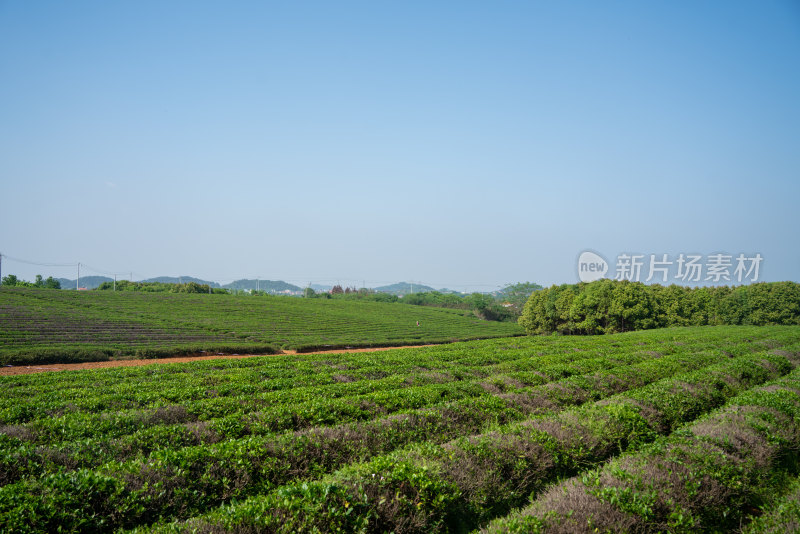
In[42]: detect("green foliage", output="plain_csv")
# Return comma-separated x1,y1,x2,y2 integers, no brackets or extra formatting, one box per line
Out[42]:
33,275,60,289
520,280,800,335
403,291,465,308
181,344,793,533
1,327,799,533
297,282,547,322
497,282,543,314
1,274,59,289
321,289,519,322
487,368,800,533
744,474,800,533
0,287,522,364
1,275,30,287
96,280,213,293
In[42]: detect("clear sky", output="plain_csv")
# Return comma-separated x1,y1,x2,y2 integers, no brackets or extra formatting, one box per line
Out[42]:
1,1,798,291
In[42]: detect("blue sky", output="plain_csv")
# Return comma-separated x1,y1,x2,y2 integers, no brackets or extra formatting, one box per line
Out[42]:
1,1,798,291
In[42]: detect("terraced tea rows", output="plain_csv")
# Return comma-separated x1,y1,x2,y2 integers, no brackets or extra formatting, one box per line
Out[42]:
486,369,800,532
0,287,522,365
1,326,799,533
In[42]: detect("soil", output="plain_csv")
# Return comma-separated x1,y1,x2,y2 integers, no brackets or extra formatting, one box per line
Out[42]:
0,344,438,376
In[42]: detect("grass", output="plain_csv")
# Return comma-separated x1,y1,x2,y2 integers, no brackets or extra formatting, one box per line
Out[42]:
0,326,799,533
0,287,523,364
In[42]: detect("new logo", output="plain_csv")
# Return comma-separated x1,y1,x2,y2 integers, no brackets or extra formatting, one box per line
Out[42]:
577,251,609,282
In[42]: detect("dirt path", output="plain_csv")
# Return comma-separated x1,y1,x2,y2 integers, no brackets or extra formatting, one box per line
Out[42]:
0,344,438,376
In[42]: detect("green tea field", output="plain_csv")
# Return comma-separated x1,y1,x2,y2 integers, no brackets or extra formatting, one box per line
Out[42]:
1,326,799,532
0,287,523,365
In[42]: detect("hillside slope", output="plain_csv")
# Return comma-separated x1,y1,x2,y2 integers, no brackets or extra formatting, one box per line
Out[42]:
0,287,523,364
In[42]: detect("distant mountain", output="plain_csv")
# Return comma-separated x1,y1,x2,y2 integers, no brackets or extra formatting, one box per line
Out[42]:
51,276,477,296
492,282,544,298
375,282,437,296
223,279,302,293
57,276,112,290
56,275,303,293
142,276,221,288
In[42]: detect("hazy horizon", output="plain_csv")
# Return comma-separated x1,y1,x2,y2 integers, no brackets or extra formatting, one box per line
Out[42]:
2,2,798,293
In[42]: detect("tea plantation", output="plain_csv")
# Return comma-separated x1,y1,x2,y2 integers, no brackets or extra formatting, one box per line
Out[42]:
0,287,522,365
1,326,799,532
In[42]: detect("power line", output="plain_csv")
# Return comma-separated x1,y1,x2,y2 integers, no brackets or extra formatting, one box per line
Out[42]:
0,253,75,268
81,263,129,277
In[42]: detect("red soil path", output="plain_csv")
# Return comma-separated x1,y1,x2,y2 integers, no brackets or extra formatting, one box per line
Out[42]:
0,345,438,376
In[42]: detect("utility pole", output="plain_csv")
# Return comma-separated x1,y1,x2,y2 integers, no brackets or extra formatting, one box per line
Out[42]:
0,253,3,285
114,274,116,292
77,262,80,290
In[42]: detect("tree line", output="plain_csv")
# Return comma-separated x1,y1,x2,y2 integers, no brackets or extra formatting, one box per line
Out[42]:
305,282,542,322
519,279,800,335
1,277,540,323
96,280,227,294
1,274,61,289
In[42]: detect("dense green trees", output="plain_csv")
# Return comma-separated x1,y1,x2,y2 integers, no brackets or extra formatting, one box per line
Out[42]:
404,291,470,308
307,289,518,321
520,280,800,335
96,280,220,294
1,274,60,289
1,275,24,287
